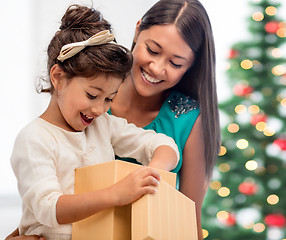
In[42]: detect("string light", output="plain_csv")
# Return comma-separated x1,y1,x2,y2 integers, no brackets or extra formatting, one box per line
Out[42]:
256,121,267,131
267,194,279,205
218,163,231,173
227,123,239,133
265,6,277,16
219,145,227,156
237,139,249,149
277,22,286,37
253,223,265,233
245,160,258,171
271,48,283,58
218,187,230,197
210,180,221,190
272,65,286,76
202,229,209,239
248,105,260,114
263,126,275,136
235,104,247,114
252,11,264,21
241,59,253,69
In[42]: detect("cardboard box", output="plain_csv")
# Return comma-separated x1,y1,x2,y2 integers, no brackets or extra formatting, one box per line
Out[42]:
132,179,198,240
72,160,197,240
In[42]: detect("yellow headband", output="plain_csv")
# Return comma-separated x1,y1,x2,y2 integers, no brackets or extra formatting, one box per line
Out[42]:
57,30,115,62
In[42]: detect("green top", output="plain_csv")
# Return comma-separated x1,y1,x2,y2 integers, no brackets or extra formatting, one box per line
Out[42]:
108,91,200,188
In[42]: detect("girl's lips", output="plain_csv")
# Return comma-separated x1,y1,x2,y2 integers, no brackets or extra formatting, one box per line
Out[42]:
141,69,163,84
80,112,94,126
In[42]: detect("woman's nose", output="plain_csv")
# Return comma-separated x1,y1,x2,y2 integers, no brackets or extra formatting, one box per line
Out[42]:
149,59,166,76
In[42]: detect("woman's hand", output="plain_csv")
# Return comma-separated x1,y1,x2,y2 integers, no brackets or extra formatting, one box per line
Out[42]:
5,229,45,240
110,166,161,206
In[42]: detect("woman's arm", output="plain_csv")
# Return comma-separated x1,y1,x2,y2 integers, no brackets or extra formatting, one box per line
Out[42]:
147,145,179,171
179,115,209,240
56,166,160,224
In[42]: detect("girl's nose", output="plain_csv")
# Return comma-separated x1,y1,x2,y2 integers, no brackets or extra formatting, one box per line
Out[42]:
91,103,105,116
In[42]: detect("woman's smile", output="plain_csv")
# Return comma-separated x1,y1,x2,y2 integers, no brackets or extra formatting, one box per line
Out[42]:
141,69,163,84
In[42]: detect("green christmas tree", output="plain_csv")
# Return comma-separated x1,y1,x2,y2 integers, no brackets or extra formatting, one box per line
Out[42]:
202,0,286,239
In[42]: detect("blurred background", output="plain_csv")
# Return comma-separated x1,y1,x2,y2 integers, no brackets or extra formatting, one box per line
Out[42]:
0,0,285,239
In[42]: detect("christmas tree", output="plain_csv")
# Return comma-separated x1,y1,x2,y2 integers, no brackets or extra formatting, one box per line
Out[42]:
201,0,286,239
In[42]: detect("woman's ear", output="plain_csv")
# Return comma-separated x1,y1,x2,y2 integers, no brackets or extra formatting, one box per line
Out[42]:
50,64,65,90
133,20,142,43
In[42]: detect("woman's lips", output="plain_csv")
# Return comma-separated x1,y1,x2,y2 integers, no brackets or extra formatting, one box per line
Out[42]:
141,69,163,84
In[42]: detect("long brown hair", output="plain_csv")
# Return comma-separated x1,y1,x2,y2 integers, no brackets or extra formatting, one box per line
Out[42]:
38,4,132,94
133,0,220,180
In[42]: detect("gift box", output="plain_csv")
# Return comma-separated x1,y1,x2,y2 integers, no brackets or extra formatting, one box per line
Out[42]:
72,160,197,240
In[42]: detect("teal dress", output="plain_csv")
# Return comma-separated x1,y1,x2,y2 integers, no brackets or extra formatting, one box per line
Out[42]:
108,91,200,189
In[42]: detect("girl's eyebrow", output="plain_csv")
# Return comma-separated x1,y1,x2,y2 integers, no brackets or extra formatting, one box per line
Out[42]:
90,86,118,95
149,40,188,61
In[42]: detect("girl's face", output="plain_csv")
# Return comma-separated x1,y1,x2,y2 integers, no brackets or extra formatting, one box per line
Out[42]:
51,69,122,132
131,24,195,97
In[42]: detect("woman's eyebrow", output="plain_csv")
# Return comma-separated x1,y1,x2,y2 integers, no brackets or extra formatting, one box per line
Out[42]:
149,40,188,61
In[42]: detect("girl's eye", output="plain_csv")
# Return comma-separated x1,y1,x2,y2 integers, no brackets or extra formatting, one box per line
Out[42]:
170,61,182,69
87,93,97,99
146,45,158,55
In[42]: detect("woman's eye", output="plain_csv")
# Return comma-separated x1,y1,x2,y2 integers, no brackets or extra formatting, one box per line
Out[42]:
105,98,113,102
146,45,158,55
87,93,97,99
170,61,182,68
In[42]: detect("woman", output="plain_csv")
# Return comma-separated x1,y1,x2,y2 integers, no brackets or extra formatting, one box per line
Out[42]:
6,0,220,239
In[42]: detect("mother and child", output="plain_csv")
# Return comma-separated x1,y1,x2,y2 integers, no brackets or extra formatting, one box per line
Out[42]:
6,0,220,239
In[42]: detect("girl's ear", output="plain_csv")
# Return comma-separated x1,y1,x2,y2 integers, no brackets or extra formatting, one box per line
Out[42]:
50,64,65,90
133,20,142,43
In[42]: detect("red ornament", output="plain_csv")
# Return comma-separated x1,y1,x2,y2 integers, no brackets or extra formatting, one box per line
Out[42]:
233,84,254,97
265,213,286,227
228,49,239,59
265,21,280,34
219,212,236,226
238,182,258,196
273,138,286,151
250,113,267,126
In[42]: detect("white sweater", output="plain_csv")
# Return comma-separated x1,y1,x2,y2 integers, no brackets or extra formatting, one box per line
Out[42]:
10,113,179,239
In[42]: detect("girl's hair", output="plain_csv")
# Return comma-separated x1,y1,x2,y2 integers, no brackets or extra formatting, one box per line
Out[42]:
38,4,132,93
133,0,220,180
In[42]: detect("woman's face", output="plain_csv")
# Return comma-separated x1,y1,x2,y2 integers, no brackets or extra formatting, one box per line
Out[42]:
131,24,195,97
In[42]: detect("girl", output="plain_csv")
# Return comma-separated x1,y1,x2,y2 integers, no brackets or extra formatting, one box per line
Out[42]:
9,5,179,240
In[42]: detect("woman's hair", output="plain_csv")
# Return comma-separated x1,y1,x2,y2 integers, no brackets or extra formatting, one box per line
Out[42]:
38,4,132,93
133,0,220,180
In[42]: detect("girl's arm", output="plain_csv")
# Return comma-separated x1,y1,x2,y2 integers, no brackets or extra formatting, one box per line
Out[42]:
56,166,160,224
179,115,209,240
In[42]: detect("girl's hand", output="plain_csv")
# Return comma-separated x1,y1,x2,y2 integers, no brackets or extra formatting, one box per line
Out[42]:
110,166,161,206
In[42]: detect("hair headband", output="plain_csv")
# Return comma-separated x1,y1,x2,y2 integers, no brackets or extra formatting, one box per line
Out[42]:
57,30,115,62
